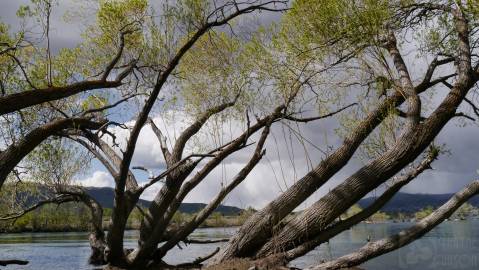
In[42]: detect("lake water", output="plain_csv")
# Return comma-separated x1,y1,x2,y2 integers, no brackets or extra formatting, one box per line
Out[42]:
1,220,479,269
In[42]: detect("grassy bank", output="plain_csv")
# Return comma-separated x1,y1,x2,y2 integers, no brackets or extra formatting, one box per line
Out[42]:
0,203,256,233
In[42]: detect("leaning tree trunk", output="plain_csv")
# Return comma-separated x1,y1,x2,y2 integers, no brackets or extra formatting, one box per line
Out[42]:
281,149,438,261
212,90,414,262
308,180,479,270
250,10,475,258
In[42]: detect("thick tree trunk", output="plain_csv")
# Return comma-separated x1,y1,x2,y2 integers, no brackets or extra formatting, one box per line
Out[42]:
308,180,479,270
212,90,417,262
106,190,140,266
130,164,196,267
85,196,108,265
249,10,475,257
280,149,437,261
89,230,107,265
0,80,122,116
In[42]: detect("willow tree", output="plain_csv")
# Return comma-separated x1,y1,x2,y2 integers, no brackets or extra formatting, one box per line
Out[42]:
0,0,142,191
3,0,479,270
211,1,479,269
0,0,298,268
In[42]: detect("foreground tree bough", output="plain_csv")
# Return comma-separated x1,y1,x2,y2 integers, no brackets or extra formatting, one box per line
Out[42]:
282,147,440,261
212,0,479,267
308,180,479,270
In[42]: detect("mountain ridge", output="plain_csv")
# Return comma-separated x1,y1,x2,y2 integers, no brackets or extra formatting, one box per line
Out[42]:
85,186,243,215
85,187,479,215
358,192,479,213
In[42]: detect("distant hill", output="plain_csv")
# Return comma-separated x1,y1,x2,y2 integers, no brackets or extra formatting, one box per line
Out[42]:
85,187,243,216
358,192,479,214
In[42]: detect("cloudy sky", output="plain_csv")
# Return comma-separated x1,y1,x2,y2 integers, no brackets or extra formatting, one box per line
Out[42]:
2,0,479,210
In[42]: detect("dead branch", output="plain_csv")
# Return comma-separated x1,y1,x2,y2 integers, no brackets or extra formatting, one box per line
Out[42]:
184,239,230,244
0,260,29,266
284,103,357,123
175,247,220,268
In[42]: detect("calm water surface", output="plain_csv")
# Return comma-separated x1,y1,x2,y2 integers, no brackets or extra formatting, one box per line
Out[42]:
1,221,478,269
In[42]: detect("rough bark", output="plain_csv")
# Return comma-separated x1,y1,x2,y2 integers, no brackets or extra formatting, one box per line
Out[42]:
254,6,475,257
89,230,107,265
78,191,107,265
0,80,122,116
308,180,479,270
213,89,422,262
280,149,438,261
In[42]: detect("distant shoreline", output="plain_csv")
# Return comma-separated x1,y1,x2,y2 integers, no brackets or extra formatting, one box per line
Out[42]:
0,222,242,234
3,218,477,234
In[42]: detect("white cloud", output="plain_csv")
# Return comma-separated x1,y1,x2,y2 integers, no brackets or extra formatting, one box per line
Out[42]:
77,171,113,187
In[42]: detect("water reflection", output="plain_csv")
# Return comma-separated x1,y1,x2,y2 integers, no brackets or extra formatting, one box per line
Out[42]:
1,221,478,269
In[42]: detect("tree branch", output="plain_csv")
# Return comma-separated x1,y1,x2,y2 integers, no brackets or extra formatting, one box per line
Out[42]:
284,103,357,123
464,97,479,118
154,124,271,259
281,147,438,261
384,31,421,126
0,260,29,266
171,98,239,162
416,57,455,91
0,194,79,221
307,180,479,270
102,30,136,81
147,117,171,162
0,118,106,190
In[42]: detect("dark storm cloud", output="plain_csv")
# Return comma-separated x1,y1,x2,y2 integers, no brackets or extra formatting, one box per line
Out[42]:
2,1,479,208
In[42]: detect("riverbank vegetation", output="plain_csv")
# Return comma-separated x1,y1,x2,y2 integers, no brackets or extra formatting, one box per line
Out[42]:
0,201,257,233
1,0,479,269
2,197,477,234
